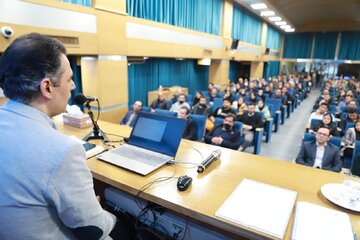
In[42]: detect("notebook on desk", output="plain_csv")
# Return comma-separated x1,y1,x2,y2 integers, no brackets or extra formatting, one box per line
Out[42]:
97,112,186,175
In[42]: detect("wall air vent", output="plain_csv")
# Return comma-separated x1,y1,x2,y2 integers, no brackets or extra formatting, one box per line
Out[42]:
127,57,146,64
47,35,79,46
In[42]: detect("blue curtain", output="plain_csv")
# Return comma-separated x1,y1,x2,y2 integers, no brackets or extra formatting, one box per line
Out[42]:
126,0,223,35
61,0,92,7
229,61,240,82
68,56,82,105
263,61,280,79
266,25,281,50
128,59,209,106
313,32,338,59
338,32,360,60
232,4,262,45
283,33,313,58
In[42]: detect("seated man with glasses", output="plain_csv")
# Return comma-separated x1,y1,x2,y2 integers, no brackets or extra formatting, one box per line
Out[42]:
296,125,342,172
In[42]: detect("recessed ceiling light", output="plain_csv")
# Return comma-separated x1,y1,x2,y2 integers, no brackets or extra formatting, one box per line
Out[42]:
269,16,281,21
280,25,291,29
260,11,275,16
275,21,287,26
285,28,295,32
250,3,267,10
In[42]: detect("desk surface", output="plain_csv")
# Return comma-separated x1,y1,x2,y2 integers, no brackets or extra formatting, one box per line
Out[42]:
54,115,360,240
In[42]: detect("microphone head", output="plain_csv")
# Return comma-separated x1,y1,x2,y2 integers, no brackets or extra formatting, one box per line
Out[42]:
213,149,221,159
74,93,87,105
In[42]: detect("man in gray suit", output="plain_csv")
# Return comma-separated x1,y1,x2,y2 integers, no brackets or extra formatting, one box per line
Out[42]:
296,126,342,172
0,34,116,239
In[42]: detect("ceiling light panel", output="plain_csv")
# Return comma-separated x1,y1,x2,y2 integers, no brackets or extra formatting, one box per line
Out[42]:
280,25,291,29
269,16,281,21
275,21,287,26
250,3,267,10
260,11,275,16
285,28,295,32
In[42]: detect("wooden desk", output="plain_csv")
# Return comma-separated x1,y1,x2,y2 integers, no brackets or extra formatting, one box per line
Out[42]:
54,116,360,240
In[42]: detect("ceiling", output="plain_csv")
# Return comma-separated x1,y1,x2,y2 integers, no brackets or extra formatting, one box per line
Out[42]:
238,0,360,32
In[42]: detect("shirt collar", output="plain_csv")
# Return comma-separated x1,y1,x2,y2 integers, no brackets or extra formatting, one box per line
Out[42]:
1,100,57,129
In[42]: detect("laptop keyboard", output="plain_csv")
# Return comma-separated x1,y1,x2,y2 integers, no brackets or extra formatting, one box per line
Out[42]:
112,145,170,167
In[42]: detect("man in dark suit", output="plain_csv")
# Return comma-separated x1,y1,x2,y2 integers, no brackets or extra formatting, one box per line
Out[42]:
120,100,142,127
204,113,241,150
178,106,197,140
237,103,264,151
296,126,342,172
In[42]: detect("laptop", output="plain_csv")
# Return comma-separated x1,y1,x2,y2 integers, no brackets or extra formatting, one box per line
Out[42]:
97,112,187,175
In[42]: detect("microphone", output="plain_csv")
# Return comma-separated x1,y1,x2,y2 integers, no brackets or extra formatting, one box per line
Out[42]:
74,93,97,105
197,149,221,173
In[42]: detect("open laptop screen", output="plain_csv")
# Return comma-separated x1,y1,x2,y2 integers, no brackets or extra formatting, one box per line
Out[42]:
128,112,186,157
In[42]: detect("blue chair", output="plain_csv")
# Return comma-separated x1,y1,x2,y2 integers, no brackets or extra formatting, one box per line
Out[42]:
267,103,280,133
154,108,177,117
303,133,341,149
310,119,322,130
166,99,173,110
243,110,272,143
141,106,151,112
189,114,206,141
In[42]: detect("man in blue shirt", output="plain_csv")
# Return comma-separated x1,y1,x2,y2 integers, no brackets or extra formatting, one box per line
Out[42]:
0,33,116,239
204,113,241,150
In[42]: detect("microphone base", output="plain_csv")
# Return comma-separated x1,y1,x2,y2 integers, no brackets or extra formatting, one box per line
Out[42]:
83,129,109,142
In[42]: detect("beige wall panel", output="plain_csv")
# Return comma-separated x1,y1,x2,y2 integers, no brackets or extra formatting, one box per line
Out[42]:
97,11,127,54
0,22,98,54
250,62,264,79
222,0,233,38
94,0,126,14
126,17,225,59
209,60,230,86
97,59,128,106
126,39,224,59
81,58,100,98
94,107,128,124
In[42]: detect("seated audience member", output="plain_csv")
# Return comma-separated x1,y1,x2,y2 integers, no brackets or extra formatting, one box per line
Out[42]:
310,113,340,137
0,33,116,239
149,92,168,111
210,99,234,121
257,89,266,101
347,99,358,112
178,107,197,141
234,97,248,117
341,120,360,159
204,113,241,150
339,108,359,135
207,82,215,96
272,89,287,105
120,100,142,127
337,95,352,112
296,126,341,172
237,103,264,151
223,89,235,103
191,96,210,116
208,88,219,105
308,102,333,125
169,94,190,113
170,86,184,103
248,91,258,104
255,99,271,120
192,91,202,107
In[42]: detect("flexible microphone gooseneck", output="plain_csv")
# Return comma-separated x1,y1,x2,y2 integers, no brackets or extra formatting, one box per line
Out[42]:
74,93,108,142
197,149,221,173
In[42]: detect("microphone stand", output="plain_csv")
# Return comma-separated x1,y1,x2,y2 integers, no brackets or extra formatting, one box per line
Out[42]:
82,101,109,142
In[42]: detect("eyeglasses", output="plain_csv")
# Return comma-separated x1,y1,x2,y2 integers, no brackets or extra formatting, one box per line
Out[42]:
317,132,329,137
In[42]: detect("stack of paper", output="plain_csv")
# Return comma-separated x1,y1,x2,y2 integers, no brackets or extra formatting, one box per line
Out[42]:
291,201,354,240
216,178,297,239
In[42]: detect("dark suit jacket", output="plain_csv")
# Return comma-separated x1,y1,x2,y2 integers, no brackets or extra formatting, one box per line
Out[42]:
183,118,197,141
296,141,341,172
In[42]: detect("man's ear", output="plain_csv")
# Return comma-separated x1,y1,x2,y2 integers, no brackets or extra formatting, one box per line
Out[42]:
39,78,53,99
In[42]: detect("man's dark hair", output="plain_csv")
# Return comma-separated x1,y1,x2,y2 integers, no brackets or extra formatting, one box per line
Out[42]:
317,125,331,134
0,33,66,104
225,113,236,122
180,106,190,115
319,102,329,108
348,108,358,114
